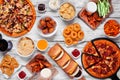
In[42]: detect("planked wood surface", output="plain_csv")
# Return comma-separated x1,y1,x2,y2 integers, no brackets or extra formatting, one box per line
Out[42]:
0,0,120,80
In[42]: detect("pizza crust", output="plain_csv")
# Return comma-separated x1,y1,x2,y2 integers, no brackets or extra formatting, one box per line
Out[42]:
0,0,36,37
82,42,99,57
82,39,120,78
82,54,101,69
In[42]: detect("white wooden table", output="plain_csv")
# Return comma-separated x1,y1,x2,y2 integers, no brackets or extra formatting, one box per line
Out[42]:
0,0,120,80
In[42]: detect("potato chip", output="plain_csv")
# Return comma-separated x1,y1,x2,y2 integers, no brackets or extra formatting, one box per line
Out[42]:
11,58,19,68
59,3,75,20
0,54,19,77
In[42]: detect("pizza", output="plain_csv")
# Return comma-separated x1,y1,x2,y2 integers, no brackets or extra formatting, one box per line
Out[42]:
87,60,112,78
82,39,120,79
83,42,100,57
93,40,119,58
0,0,36,37
82,54,101,69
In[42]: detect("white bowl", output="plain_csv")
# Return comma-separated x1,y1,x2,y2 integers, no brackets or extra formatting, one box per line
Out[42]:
36,39,49,52
104,33,120,39
71,50,81,59
49,0,60,11
16,37,35,58
37,15,58,38
59,2,76,21
104,20,120,38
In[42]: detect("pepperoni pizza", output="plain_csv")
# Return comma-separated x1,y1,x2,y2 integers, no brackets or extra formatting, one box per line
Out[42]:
82,39,120,78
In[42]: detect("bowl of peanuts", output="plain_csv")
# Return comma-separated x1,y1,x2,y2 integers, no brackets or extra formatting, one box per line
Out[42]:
59,2,76,21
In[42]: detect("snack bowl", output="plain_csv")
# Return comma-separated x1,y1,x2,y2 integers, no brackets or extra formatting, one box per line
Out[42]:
104,32,120,39
16,37,35,58
104,20,120,38
49,0,60,11
36,39,49,52
17,70,27,80
37,15,58,38
37,3,46,13
17,67,32,80
59,2,76,21
71,49,81,59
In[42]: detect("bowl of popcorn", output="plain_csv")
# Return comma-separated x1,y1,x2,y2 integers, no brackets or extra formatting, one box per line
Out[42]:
59,2,76,21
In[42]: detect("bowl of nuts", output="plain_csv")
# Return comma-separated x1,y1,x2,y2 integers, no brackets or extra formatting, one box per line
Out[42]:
59,2,76,21
37,15,58,37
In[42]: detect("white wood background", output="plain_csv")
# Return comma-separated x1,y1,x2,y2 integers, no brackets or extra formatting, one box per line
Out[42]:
0,0,120,80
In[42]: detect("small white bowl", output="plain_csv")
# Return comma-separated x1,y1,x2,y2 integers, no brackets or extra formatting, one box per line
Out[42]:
104,33,120,39
104,29,120,38
16,37,35,58
71,50,81,59
37,15,58,38
37,3,46,13
17,71,27,80
104,20,120,38
59,2,76,21
36,39,49,52
17,67,32,80
104,27,120,39
49,0,60,11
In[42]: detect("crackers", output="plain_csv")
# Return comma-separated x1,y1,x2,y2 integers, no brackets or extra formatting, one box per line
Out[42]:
59,3,76,20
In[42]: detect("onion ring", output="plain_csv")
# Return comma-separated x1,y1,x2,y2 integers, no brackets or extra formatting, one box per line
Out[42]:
78,31,84,40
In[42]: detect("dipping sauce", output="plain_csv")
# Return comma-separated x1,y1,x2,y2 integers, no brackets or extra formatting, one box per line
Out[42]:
38,4,45,12
17,37,34,57
86,2,97,13
49,0,59,10
18,71,26,79
37,39,48,51
40,68,52,78
72,49,80,57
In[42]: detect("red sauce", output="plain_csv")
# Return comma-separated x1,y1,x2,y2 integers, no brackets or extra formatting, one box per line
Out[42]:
18,71,26,79
72,49,80,57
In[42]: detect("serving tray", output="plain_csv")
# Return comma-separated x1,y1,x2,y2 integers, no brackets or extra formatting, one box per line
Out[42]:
81,38,120,80
78,0,113,30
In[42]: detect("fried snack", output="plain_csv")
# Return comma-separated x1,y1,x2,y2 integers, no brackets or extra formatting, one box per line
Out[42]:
104,20,120,37
73,23,81,32
0,54,19,77
63,28,72,38
26,54,52,73
71,31,77,39
63,23,84,46
65,38,73,45
59,3,75,20
38,16,56,34
78,31,84,40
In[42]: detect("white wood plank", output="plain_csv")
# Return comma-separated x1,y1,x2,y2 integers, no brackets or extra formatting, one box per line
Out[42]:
0,0,120,80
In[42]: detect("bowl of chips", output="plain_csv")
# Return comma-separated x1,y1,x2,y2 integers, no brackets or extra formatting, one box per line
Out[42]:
59,2,76,21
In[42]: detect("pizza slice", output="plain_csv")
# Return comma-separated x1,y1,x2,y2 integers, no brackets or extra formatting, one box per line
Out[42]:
87,60,112,78
93,40,120,58
105,53,120,75
82,53,101,69
82,41,100,57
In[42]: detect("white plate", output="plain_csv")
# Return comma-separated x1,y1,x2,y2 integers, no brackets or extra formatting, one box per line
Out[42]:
0,54,22,79
37,14,58,38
